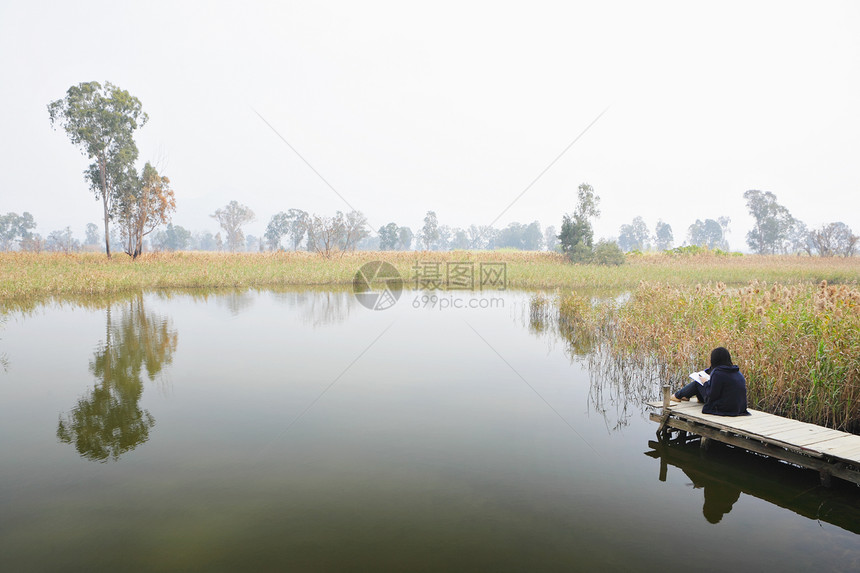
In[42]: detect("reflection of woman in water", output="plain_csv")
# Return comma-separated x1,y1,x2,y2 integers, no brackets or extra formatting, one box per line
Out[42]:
702,482,741,524
672,347,750,416
678,463,742,524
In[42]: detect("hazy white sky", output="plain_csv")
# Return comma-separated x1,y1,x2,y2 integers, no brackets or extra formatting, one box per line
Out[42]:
2,0,859,250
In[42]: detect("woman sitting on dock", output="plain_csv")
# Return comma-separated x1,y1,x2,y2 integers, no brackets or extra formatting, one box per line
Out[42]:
671,347,750,416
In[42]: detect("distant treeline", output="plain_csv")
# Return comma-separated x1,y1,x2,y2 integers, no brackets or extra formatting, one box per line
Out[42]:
3,198,856,258
7,182,857,259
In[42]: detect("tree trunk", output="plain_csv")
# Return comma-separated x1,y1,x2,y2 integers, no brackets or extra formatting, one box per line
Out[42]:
99,155,111,258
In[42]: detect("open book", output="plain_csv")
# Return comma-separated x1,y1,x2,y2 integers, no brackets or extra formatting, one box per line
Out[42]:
689,370,710,385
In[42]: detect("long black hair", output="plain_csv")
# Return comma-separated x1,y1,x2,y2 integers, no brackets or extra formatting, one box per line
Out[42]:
710,347,733,368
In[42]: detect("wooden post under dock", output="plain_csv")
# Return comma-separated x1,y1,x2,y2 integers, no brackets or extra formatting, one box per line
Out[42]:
647,399,860,487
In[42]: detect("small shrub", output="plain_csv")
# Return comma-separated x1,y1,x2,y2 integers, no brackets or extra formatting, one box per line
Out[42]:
565,242,593,263
592,240,625,266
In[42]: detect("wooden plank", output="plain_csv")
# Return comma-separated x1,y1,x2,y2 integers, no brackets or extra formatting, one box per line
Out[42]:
725,416,785,429
680,414,804,440
832,448,860,461
735,419,808,435
782,432,860,454
742,429,835,458
766,426,847,444
788,430,851,448
825,447,860,462
814,436,860,459
771,427,847,442
670,407,769,427
728,413,801,428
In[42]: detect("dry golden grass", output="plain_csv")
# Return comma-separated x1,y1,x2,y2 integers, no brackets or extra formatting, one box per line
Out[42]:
536,280,860,432
3,250,859,302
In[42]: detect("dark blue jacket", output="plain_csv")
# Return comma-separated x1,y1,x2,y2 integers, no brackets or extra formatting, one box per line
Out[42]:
701,365,750,416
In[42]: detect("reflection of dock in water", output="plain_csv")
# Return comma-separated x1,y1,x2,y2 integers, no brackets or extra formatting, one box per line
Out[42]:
647,397,860,487
645,439,860,532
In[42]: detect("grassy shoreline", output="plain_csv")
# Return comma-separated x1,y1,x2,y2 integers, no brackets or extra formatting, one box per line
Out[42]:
2,251,859,302
5,251,859,431
534,281,860,432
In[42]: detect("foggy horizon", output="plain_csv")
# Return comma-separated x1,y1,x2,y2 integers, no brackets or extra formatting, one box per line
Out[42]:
2,1,859,252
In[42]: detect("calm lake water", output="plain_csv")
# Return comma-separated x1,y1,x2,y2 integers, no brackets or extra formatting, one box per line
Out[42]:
1,288,859,572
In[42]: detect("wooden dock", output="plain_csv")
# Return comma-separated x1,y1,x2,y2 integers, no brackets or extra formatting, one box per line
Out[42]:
647,390,860,487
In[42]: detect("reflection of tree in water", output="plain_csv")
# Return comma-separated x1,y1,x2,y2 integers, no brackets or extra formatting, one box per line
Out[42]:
273,290,354,327
57,295,177,462
301,291,354,327
215,289,256,316
0,310,12,372
265,288,356,327
528,293,596,359
585,349,668,432
528,294,667,431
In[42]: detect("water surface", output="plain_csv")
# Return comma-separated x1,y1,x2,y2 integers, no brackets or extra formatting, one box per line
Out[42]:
1,289,858,571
